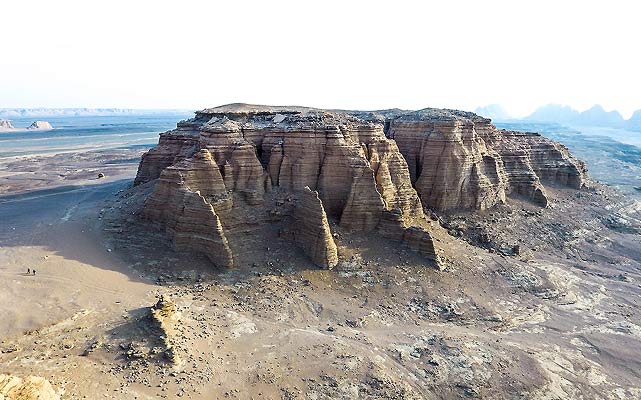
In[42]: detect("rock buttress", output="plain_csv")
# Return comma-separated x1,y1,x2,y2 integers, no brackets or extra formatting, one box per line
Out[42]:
172,191,234,268
290,187,338,269
134,117,206,185
378,209,442,268
141,150,233,268
493,130,586,189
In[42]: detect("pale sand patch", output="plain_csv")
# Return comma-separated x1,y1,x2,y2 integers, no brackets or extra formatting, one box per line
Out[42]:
0,221,156,340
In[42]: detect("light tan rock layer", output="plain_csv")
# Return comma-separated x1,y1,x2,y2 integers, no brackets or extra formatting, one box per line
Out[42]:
141,151,234,268
0,374,59,400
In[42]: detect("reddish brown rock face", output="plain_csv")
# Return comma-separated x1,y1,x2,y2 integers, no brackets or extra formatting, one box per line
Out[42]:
135,104,586,268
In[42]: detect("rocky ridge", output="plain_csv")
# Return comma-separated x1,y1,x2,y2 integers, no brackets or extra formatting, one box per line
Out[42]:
134,104,586,269
148,295,181,365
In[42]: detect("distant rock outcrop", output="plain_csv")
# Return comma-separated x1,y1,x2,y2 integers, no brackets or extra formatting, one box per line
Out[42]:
0,108,190,118
0,119,15,130
26,121,53,131
134,104,587,269
578,105,625,127
626,110,641,131
526,104,581,124
0,119,53,131
0,374,59,400
474,104,511,121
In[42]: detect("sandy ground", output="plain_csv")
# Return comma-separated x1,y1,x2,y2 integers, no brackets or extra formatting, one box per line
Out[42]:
0,180,155,338
1,149,641,399
0,150,161,397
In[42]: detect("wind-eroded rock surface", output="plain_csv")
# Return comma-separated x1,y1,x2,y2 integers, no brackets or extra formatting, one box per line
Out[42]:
380,109,586,210
289,187,338,269
135,104,585,268
136,104,434,268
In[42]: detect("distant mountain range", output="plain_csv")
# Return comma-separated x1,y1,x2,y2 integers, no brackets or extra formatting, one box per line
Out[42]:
0,108,191,118
474,104,511,122
475,104,641,131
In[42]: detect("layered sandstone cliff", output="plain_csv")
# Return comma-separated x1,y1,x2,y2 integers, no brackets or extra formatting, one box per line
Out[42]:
0,119,15,130
379,109,586,210
135,104,586,268
141,149,234,268
136,104,433,269
0,374,59,400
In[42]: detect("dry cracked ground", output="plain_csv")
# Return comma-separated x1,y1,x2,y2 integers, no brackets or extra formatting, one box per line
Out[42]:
1,151,641,399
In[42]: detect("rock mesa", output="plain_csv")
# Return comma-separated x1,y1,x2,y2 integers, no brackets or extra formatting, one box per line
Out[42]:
26,121,53,131
135,104,586,269
136,104,436,269
0,119,15,130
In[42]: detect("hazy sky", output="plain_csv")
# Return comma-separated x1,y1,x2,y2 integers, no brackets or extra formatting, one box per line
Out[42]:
1,0,639,117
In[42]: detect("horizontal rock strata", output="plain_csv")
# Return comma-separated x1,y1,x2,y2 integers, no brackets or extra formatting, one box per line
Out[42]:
135,103,587,268
141,151,233,268
289,187,338,269
379,109,586,210
378,209,442,268
137,104,432,269
0,374,59,400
